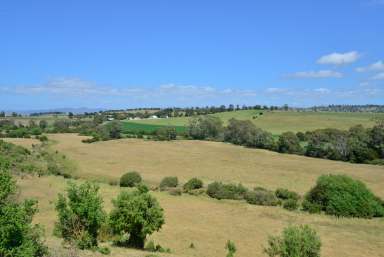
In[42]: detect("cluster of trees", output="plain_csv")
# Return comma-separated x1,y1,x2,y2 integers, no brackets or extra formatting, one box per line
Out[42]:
55,182,165,252
186,116,384,165
303,104,384,113
62,104,288,121
295,122,384,164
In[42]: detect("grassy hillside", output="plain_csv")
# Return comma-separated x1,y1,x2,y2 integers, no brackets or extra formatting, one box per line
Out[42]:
124,110,384,134
46,134,384,198
17,175,384,257
12,134,384,257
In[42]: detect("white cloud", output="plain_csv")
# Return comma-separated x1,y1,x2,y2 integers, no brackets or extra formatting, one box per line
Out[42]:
371,72,384,80
0,78,258,101
356,60,384,72
313,88,331,94
317,51,360,65
285,70,343,79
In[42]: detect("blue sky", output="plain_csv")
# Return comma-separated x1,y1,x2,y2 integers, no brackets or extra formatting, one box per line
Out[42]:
1,0,384,110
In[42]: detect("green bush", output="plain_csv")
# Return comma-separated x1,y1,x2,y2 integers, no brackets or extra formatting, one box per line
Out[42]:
264,225,321,257
55,182,106,249
109,186,164,249
206,182,247,200
275,188,300,201
159,176,178,190
0,168,48,257
282,199,299,211
244,188,279,206
120,171,142,187
183,178,203,191
98,246,111,255
303,174,384,218
277,132,302,154
225,240,236,257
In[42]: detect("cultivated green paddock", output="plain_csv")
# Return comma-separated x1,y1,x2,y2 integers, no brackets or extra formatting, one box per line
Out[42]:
122,121,186,134
124,110,383,134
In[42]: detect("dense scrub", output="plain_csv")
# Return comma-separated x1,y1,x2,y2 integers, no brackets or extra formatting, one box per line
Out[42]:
120,171,142,187
206,182,248,200
303,174,384,218
159,176,179,190
0,168,48,257
264,225,321,257
0,139,74,177
55,182,106,249
244,188,279,206
109,185,164,249
183,178,204,192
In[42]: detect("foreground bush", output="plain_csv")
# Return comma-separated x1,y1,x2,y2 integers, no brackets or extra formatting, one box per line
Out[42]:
206,182,247,200
244,188,279,206
183,178,203,191
120,171,142,187
109,185,164,248
159,176,178,190
55,182,106,249
0,168,48,256
264,225,321,257
303,174,384,218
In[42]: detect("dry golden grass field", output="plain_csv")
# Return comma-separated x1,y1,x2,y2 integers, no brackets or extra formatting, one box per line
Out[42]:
48,134,384,197
18,175,384,257
2,137,40,149
9,134,384,257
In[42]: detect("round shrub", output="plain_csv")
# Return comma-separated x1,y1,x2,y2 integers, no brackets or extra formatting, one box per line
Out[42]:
282,199,299,211
160,176,178,190
183,178,203,191
109,187,164,249
206,182,247,200
244,189,279,206
120,171,142,187
304,174,384,218
264,225,321,257
275,188,300,201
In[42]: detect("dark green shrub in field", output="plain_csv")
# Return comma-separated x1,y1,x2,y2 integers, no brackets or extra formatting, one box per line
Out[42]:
275,188,300,201
120,171,142,187
55,182,106,249
109,186,164,249
244,188,279,206
303,174,384,218
0,168,48,257
264,225,321,257
277,132,302,154
183,178,203,191
206,182,247,200
282,199,299,211
159,176,178,190
225,240,236,257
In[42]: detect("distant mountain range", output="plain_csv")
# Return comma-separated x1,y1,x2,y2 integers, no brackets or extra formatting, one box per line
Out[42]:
2,107,105,115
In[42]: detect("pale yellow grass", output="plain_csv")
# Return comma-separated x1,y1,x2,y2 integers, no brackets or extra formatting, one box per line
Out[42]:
18,175,384,257
2,137,40,149
48,134,384,197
